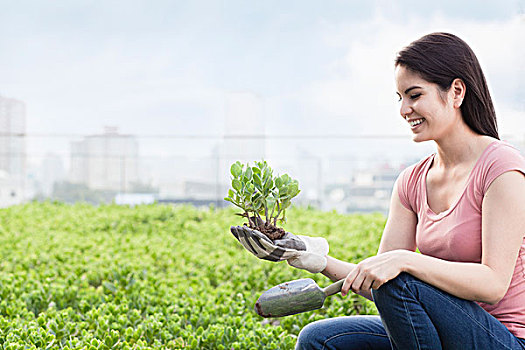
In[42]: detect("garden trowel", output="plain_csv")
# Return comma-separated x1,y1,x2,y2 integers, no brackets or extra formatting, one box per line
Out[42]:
254,278,344,318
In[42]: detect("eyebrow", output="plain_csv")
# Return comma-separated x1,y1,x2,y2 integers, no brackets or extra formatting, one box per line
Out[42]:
404,86,422,94
396,85,422,98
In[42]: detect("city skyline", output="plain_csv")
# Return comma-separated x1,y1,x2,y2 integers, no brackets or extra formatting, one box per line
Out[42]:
1,1,524,209
3,93,524,210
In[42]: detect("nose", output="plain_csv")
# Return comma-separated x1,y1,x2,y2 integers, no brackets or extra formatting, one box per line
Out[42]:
399,99,413,119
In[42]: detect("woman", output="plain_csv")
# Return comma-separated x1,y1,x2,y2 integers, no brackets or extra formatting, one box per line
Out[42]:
231,32,525,349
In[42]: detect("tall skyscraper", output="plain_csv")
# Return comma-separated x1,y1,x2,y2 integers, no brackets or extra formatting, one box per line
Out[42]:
0,96,26,202
69,127,139,192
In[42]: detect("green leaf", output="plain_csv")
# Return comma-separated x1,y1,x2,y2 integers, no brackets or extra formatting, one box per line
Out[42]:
256,160,267,169
266,197,276,210
230,163,242,177
262,170,271,183
232,179,241,191
252,192,262,202
263,178,274,194
245,167,253,180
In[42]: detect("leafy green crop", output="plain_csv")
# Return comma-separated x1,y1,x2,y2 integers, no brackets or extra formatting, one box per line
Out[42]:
0,202,385,349
224,160,300,231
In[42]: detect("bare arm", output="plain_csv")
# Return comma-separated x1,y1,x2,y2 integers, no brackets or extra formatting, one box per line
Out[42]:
321,256,370,299
323,180,418,301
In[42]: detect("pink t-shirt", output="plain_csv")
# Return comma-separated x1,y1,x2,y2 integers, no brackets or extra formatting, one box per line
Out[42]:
397,140,525,338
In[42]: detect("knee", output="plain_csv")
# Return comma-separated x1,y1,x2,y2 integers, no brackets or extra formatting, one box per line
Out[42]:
295,322,324,350
371,272,415,306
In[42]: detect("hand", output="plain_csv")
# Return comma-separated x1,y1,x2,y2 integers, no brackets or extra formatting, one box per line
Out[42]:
230,226,329,273
341,250,410,296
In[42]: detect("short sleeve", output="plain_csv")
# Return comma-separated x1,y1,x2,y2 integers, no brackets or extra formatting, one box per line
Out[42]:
481,143,525,195
397,168,414,212
396,155,434,214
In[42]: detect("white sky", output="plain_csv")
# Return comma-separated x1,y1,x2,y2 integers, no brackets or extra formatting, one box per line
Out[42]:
0,0,523,162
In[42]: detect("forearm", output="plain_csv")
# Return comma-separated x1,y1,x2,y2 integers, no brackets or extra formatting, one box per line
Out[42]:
404,251,508,304
322,255,373,301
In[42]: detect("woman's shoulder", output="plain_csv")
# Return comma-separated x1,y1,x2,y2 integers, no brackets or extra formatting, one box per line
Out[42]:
477,139,525,172
399,153,434,182
475,139,525,195
484,139,525,161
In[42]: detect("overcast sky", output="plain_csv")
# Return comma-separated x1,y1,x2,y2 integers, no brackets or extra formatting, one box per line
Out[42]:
0,0,524,162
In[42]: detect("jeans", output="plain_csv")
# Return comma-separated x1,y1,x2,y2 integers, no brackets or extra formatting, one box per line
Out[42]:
296,273,525,349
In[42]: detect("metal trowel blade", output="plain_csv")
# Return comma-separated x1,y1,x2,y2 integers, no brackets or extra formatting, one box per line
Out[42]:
254,278,326,318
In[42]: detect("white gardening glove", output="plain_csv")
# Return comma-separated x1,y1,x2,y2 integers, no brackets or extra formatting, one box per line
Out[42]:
230,226,329,273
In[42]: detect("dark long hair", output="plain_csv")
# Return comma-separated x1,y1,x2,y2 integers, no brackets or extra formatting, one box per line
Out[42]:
395,32,499,139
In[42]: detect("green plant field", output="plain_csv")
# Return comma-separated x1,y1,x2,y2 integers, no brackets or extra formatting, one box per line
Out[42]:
0,202,385,349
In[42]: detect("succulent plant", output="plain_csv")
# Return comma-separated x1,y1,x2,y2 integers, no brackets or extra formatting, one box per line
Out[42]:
224,160,300,232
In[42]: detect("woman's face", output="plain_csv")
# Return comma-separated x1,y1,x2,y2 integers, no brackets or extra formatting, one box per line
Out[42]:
395,65,458,143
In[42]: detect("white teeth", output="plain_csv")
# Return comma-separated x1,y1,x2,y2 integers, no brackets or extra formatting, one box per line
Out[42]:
409,119,424,127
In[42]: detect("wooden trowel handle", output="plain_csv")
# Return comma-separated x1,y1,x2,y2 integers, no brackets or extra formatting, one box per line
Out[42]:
323,279,345,297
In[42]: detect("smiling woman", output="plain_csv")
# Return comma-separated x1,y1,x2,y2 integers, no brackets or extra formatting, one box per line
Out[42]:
395,32,499,140
228,32,525,350
395,66,470,143
295,32,525,350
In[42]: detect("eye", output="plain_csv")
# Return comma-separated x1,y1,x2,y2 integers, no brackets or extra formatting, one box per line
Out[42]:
410,93,421,100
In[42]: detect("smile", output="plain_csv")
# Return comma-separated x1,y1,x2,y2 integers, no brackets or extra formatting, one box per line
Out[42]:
409,118,425,127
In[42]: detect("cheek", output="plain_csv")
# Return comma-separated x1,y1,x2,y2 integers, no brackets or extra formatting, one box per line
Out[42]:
427,103,451,123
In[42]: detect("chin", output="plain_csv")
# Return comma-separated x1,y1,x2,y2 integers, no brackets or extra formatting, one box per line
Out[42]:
412,134,431,143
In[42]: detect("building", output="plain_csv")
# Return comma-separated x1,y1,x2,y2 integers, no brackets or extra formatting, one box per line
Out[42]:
323,165,404,214
0,96,26,205
0,170,24,207
69,127,139,192
39,153,66,196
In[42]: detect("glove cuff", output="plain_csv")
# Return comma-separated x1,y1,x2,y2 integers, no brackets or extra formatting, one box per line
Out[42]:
287,253,327,274
297,235,329,257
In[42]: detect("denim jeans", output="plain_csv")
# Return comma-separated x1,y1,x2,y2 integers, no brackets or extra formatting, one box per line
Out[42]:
296,273,525,349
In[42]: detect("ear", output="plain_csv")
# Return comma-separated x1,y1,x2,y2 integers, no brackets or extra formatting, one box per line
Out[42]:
451,78,466,109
